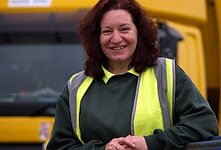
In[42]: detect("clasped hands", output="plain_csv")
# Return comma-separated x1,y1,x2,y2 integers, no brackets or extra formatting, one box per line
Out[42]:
105,135,148,150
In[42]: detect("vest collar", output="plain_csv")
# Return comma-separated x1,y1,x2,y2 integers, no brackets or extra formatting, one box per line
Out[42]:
102,66,139,84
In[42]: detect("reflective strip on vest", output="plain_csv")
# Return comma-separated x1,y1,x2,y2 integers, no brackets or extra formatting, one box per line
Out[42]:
68,71,88,144
155,58,175,127
68,57,175,143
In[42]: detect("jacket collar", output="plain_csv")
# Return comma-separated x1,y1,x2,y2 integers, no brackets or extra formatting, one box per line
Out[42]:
102,66,139,84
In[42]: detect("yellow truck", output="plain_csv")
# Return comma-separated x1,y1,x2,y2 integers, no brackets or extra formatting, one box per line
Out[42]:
0,0,220,149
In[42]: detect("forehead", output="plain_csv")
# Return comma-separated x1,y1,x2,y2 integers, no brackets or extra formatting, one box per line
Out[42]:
100,10,133,26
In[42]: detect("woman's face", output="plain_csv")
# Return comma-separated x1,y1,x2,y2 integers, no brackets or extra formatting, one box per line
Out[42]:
100,10,138,66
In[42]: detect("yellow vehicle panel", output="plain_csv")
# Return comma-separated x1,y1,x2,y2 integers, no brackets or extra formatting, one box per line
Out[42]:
214,0,221,135
0,0,207,24
0,117,54,143
168,22,206,97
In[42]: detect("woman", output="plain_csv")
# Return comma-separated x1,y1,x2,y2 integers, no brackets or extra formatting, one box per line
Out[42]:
47,0,218,149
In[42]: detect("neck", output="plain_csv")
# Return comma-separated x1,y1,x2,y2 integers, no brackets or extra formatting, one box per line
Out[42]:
107,62,129,74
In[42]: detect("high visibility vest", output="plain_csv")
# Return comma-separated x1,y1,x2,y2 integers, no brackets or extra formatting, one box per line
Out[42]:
68,57,175,144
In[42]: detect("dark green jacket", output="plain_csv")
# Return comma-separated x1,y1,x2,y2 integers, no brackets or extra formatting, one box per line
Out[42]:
47,65,218,150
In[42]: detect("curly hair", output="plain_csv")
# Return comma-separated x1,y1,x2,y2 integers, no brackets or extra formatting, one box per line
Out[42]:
78,0,159,79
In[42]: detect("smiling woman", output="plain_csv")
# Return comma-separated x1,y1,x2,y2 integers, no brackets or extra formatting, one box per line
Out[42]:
47,0,218,150
78,0,159,79
100,10,138,74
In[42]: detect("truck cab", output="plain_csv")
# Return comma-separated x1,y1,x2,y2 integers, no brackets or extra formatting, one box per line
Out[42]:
0,0,220,149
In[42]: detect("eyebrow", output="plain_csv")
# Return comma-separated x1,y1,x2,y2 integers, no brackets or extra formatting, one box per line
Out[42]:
120,23,130,27
101,23,130,29
100,26,112,30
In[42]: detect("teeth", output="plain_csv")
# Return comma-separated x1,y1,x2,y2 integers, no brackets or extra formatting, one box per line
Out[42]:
112,46,125,50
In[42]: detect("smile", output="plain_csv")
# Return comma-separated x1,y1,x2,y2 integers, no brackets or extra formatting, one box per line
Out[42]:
111,46,126,50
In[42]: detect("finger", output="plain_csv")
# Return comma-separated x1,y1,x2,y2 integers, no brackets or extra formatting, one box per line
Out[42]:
106,138,127,150
125,136,148,150
116,137,135,148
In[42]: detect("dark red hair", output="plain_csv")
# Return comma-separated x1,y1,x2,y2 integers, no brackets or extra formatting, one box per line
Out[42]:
78,0,159,79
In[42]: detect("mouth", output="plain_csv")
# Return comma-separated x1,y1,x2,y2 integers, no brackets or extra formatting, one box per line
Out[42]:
110,46,126,51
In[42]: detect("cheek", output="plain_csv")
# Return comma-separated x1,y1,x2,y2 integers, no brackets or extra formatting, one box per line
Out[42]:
100,36,106,48
132,36,138,48
100,38,108,55
100,36,110,50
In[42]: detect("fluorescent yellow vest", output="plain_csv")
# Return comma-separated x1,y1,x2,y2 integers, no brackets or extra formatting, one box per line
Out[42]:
68,57,175,144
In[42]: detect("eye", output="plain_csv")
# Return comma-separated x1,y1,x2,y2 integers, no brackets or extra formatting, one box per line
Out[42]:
120,27,130,33
101,29,112,35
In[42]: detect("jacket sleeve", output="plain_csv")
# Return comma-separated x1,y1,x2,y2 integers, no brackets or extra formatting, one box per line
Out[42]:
46,86,105,150
145,65,219,150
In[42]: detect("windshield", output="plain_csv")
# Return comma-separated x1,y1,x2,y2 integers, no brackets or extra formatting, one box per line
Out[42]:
0,43,84,102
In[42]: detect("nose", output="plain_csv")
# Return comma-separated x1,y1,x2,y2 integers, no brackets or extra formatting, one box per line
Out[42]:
111,31,122,44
